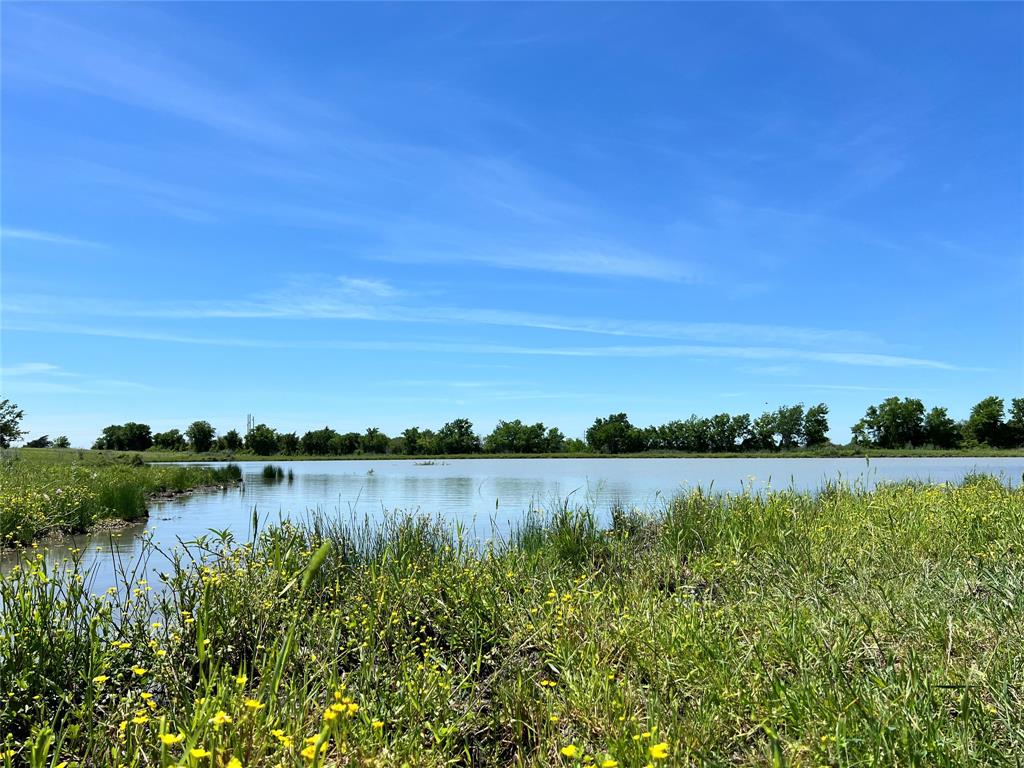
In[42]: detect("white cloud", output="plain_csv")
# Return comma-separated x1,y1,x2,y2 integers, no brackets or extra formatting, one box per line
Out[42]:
3,320,959,371
1,228,105,248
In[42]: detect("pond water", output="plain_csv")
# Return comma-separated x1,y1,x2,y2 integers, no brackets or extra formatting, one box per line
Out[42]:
7,456,1024,593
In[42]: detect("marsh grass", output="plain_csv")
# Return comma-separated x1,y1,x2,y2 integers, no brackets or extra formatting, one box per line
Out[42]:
1,477,1022,766
0,460,241,546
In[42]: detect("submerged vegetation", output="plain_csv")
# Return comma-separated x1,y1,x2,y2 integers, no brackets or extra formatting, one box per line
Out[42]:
1,478,1022,765
0,452,241,546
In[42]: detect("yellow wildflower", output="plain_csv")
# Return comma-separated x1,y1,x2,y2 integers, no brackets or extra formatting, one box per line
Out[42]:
91,674,109,684
561,745,579,758
601,761,619,768
190,747,211,758
131,666,148,676
210,710,233,726
227,758,243,768
159,733,184,745
649,742,670,760
244,698,264,710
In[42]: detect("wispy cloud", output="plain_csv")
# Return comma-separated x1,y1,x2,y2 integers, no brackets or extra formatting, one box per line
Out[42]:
1,228,105,248
3,276,882,349
3,320,959,371
0,361,153,394
5,7,294,145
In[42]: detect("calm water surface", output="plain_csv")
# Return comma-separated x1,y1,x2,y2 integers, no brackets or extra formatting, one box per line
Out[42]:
8,457,1023,592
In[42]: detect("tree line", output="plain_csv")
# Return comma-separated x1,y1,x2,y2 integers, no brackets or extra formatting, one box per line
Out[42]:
78,395,1024,456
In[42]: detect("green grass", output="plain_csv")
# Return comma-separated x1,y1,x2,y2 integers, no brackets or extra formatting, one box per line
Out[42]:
0,453,241,546
1,477,1021,766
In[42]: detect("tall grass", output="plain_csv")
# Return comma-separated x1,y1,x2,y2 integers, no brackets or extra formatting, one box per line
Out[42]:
0,460,241,545
1,477,1021,766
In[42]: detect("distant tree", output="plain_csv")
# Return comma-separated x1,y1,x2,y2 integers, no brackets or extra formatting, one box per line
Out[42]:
802,403,830,447
301,427,340,455
923,407,960,449
544,426,566,453
585,413,644,454
1008,398,1024,448
361,427,390,454
245,424,279,455
851,397,925,448
707,413,744,452
96,422,152,451
749,411,778,451
278,431,300,455
53,435,71,449
659,416,710,452
221,429,243,451
185,420,216,452
775,404,805,450
0,399,27,448
484,420,549,453
93,425,123,450
417,429,440,455
154,429,187,451
329,432,362,455
400,427,423,455
730,414,752,450
964,396,1007,447
437,418,481,454
24,435,52,448
119,422,153,451
563,437,588,453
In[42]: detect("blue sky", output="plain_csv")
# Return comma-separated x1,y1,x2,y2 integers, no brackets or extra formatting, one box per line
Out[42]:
1,2,1021,447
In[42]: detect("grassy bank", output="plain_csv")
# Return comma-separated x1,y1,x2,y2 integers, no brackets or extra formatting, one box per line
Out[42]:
1,478,1022,766
16,445,1024,465
0,453,241,546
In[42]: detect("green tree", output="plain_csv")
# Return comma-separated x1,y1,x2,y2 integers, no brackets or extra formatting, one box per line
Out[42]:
361,427,390,454
484,420,548,453
154,429,187,451
1008,398,1024,447
53,436,71,449
24,435,52,448
775,404,805,450
185,421,216,452
749,412,778,451
964,396,1006,447
401,427,423,455
851,397,925,448
923,407,960,448
544,427,566,453
585,413,644,454
802,403,830,447
0,399,27,448
437,418,480,454
278,432,300,455
245,424,279,455
221,429,243,451
301,427,340,455
329,432,362,455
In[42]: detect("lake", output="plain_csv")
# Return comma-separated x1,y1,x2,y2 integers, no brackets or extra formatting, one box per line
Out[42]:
8,456,1023,592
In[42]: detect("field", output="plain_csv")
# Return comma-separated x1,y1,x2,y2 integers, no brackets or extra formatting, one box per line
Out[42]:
0,450,241,546
1,475,1021,766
